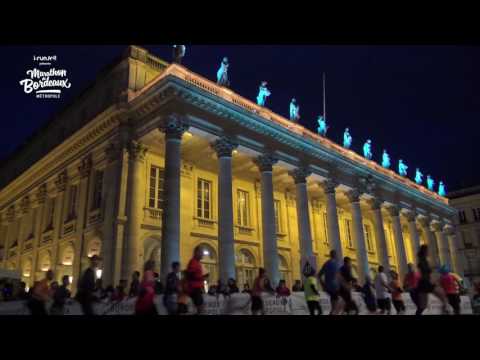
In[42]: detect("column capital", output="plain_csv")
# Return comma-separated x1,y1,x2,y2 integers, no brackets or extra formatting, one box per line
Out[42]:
345,188,361,203
289,166,311,184
78,154,93,178
367,197,384,210
158,114,190,140
36,184,48,205
212,136,238,158
443,225,455,236
386,204,400,217
20,196,30,215
403,209,417,223
128,141,148,162
430,220,443,233
255,153,278,172
417,215,430,228
319,178,338,194
358,175,377,195
105,142,121,163
6,205,16,223
55,170,68,192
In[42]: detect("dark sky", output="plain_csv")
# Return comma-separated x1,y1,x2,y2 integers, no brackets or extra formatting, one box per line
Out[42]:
1,45,479,192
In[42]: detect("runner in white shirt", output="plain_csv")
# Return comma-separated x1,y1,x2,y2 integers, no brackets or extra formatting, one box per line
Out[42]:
374,266,392,315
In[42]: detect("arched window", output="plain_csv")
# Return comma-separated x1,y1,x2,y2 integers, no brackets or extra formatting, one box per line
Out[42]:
278,254,291,288
198,244,217,286
61,245,75,266
87,238,101,258
22,258,32,278
38,251,51,272
236,249,256,288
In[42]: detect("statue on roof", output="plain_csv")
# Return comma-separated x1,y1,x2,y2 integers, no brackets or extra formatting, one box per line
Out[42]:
398,159,408,177
343,128,352,149
363,140,372,160
438,181,446,196
317,116,328,136
290,98,300,122
257,81,271,107
217,57,230,87
427,175,435,191
172,45,186,64
415,168,423,185
382,149,390,169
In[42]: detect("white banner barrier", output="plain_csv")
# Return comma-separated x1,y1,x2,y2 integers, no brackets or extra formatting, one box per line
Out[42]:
0,292,474,315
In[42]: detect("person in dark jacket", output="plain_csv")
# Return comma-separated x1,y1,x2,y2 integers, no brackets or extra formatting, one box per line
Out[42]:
51,275,71,315
163,261,180,315
129,271,141,297
75,255,101,315
227,278,240,295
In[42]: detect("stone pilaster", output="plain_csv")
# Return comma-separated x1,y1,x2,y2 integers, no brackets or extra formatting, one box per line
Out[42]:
417,216,441,268
387,205,408,278
431,221,450,269
319,179,343,261
368,198,389,271
404,210,421,258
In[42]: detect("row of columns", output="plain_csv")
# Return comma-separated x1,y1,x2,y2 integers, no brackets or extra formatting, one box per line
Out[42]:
121,114,463,286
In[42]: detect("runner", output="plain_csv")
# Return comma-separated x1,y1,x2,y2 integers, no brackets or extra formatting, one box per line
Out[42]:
403,263,420,310
135,260,157,315
304,267,322,315
362,275,377,315
338,257,359,315
27,269,54,315
439,265,461,315
177,271,190,315
389,270,405,315
276,279,291,297
50,275,71,315
374,265,392,315
251,268,267,315
416,244,449,315
163,261,181,315
318,250,344,315
186,246,209,315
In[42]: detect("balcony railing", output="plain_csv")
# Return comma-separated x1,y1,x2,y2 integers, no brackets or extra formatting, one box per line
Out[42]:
131,63,448,205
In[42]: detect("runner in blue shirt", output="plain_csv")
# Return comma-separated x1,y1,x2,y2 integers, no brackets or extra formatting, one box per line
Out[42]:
318,250,344,315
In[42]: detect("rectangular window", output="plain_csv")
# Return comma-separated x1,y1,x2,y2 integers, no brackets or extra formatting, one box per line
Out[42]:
274,200,282,233
197,178,211,219
149,166,164,209
91,170,104,211
459,210,467,224
67,185,77,221
345,219,353,248
237,190,250,227
364,224,374,253
323,213,329,245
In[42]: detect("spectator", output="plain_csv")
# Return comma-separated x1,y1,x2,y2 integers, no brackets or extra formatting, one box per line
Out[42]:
186,246,209,314
292,280,303,292
51,275,71,315
76,255,101,315
242,283,251,294
304,267,322,315
104,285,115,301
28,270,54,315
251,268,267,315
16,281,29,301
339,257,359,315
208,285,217,296
112,279,128,302
93,278,104,300
135,260,157,315
163,261,180,315
276,280,291,297
472,282,480,315
129,271,141,298
375,265,392,315
362,276,377,314
177,271,190,315
227,278,239,294
389,270,405,315
352,278,363,292
216,279,229,296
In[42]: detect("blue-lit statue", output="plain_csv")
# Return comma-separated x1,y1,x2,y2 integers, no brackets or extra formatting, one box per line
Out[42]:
217,57,230,87
290,98,300,122
415,168,423,184
172,45,186,64
257,81,271,107
343,128,352,149
427,175,435,191
381,149,390,169
438,181,446,196
363,140,372,160
317,116,328,136
398,159,408,177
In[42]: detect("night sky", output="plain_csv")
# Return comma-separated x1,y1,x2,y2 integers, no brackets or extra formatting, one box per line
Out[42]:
1,45,479,192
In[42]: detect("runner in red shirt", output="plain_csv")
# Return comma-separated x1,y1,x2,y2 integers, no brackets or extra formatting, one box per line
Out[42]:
403,263,421,308
439,265,461,315
186,246,209,314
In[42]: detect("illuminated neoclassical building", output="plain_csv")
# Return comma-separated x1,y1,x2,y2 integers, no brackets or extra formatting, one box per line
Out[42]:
0,46,466,292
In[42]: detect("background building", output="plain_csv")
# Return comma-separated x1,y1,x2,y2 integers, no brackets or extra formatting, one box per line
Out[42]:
0,46,463,293
448,186,480,285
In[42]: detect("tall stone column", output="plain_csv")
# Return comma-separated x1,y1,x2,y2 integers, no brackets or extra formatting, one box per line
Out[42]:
159,115,189,282
124,141,148,279
417,216,440,268
368,198,389,272
212,136,238,283
405,210,421,259
255,153,280,286
31,184,48,285
388,205,408,278
444,224,462,275
432,221,451,269
346,189,369,282
319,179,343,260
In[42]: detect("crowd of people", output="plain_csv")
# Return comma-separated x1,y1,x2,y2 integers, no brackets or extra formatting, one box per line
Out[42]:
1,244,479,315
